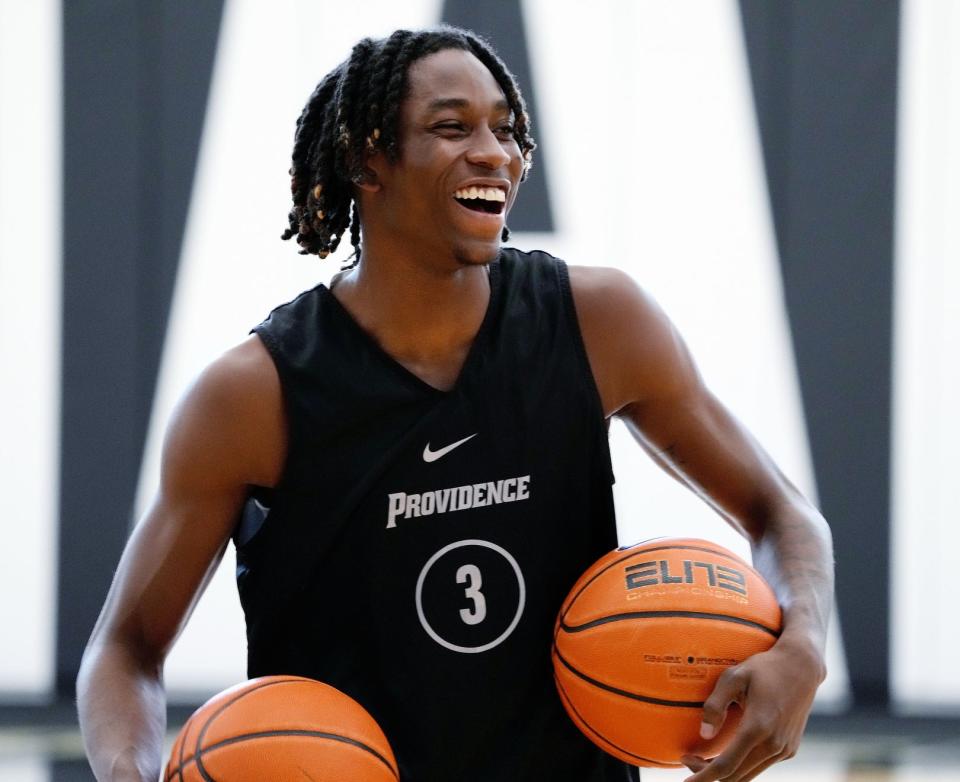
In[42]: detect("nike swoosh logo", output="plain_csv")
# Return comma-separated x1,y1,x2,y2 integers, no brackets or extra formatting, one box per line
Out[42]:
423,433,478,463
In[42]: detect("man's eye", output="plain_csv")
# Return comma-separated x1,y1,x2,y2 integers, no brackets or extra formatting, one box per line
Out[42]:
496,124,516,136
435,122,466,132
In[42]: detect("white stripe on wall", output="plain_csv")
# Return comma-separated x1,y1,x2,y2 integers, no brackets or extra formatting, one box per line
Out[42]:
0,0,61,698
892,0,960,712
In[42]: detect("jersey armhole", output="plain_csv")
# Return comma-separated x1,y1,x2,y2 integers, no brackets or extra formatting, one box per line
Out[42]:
556,260,616,484
245,325,299,498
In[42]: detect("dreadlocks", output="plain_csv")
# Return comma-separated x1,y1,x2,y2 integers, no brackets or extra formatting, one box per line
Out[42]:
280,26,537,265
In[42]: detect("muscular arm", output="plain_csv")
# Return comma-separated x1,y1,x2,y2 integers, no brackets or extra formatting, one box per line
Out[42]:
570,265,833,781
76,336,285,782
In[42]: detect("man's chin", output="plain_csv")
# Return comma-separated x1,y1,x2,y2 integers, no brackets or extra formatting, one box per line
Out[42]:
453,240,502,267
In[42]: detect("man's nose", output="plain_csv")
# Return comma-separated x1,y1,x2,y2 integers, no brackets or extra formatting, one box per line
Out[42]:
465,126,511,169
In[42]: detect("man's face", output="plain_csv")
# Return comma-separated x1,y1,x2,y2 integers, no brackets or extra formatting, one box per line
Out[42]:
371,48,525,267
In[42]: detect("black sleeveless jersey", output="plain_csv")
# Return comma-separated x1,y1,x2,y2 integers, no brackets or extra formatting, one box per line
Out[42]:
236,248,640,781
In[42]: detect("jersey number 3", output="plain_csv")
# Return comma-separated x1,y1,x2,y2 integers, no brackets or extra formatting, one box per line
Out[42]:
456,563,487,625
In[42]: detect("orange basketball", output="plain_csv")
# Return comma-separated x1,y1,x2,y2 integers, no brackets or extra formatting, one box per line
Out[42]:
552,537,782,768
164,675,398,782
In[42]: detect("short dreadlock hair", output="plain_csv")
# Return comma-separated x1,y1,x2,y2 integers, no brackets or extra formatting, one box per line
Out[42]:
280,26,536,265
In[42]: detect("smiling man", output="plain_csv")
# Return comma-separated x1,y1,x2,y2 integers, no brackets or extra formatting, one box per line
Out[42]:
77,27,833,782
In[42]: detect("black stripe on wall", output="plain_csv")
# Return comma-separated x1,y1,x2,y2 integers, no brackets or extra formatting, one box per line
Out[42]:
739,0,900,707
58,0,224,696
441,0,554,232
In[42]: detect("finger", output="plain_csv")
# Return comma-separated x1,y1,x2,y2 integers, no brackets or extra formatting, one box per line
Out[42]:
681,754,708,773
739,752,786,782
717,743,781,782
700,666,748,740
682,727,760,782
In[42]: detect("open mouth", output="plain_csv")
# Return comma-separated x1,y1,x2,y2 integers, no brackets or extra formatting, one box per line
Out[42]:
453,186,506,216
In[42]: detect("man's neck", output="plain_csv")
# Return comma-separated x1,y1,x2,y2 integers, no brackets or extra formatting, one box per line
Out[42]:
329,248,493,389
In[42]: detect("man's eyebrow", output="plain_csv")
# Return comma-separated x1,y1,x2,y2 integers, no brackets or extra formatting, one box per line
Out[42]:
425,97,511,113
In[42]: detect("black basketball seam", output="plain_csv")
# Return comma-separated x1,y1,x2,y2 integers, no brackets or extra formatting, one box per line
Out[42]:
172,729,399,781
560,610,781,638
553,668,680,767
192,676,317,782
175,711,193,782
560,543,763,624
554,647,704,708
162,712,191,782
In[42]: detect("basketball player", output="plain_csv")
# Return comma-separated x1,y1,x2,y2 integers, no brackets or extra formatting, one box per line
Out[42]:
77,27,833,782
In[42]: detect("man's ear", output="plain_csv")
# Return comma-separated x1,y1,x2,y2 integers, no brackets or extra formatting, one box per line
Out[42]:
352,165,381,193
354,140,385,193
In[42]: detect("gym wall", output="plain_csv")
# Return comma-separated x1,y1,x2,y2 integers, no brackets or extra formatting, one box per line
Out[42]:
1,0,956,717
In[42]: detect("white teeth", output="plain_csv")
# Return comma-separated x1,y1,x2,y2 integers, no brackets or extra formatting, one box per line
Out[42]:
454,186,507,202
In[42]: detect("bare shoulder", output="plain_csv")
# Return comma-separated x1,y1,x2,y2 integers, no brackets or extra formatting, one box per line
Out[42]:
567,264,701,416
194,333,280,410
567,265,655,323
163,334,286,492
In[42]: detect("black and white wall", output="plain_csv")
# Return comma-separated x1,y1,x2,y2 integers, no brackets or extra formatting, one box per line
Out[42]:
2,0,957,719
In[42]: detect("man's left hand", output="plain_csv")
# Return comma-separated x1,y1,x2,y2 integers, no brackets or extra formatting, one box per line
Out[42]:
680,637,826,782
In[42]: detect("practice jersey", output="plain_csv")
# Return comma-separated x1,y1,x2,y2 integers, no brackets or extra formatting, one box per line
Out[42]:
236,247,640,781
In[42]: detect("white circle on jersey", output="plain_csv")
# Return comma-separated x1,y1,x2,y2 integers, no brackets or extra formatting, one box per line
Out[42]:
415,538,526,654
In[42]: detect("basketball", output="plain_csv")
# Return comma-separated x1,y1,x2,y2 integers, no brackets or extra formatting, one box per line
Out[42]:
164,675,398,782
552,537,782,768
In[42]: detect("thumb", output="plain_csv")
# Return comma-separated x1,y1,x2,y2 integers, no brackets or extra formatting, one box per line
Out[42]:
700,665,748,740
